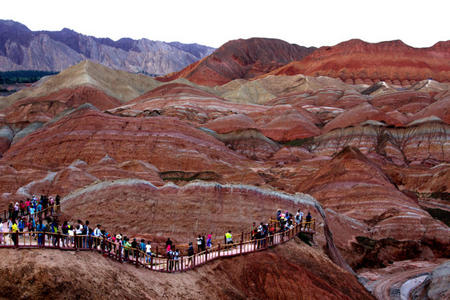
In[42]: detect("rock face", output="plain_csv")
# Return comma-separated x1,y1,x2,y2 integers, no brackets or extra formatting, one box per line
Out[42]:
268,39,450,84
159,38,316,86
0,20,214,74
62,180,322,242
0,240,373,300
297,147,450,268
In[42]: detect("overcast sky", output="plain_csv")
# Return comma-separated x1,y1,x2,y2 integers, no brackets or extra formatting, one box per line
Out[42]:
1,0,449,48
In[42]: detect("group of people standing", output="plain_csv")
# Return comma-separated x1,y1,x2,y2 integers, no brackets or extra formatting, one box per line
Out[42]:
1,194,61,247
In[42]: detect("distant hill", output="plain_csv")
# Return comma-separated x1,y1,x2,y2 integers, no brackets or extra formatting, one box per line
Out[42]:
159,38,316,86
0,20,215,75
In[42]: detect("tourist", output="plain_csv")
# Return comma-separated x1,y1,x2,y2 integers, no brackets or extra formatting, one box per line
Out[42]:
305,211,312,230
225,230,233,248
187,242,194,266
17,218,25,233
167,248,174,271
37,220,46,246
83,220,90,248
165,238,173,254
206,233,212,249
55,195,60,212
61,221,69,247
173,249,180,271
19,200,25,217
196,235,202,252
49,197,55,214
276,209,281,222
131,238,139,260
14,202,19,219
145,241,152,264
8,203,14,219
201,235,206,252
75,220,83,248
123,237,131,261
93,224,102,248
11,219,19,247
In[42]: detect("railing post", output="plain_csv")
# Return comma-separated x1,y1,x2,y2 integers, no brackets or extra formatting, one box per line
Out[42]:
166,257,169,272
135,249,139,268
57,233,61,249
118,244,122,263
218,243,221,258
193,253,196,268
150,255,153,270
181,256,184,272
74,232,77,251
205,248,208,263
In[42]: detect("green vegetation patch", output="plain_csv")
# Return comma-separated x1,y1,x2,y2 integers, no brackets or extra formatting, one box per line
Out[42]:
282,137,314,147
0,70,58,84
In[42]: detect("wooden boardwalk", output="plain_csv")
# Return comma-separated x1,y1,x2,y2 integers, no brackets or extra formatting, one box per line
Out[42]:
0,206,315,273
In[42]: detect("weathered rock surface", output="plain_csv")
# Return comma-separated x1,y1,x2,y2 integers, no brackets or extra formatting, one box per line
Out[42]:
0,240,373,300
0,20,214,74
297,147,450,268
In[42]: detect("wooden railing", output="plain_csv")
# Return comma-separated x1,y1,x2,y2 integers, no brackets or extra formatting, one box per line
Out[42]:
0,207,316,273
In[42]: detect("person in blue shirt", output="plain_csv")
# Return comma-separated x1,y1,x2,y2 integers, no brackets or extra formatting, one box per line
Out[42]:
36,221,46,246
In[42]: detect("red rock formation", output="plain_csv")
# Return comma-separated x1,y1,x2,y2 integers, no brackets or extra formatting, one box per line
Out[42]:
0,240,373,300
322,102,403,132
1,107,265,186
159,38,315,86
296,147,450,267
267,39,450,84
3,86,121,127
204,114,257,134
259,111,320,141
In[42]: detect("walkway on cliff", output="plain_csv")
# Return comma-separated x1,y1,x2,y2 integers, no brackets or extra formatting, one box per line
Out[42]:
0,205,316,273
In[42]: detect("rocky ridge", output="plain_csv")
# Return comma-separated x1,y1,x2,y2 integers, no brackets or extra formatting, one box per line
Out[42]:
0,20,214,74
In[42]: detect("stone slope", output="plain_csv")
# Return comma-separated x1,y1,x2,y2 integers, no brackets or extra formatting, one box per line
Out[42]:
0,240,373,300
296,147,450,268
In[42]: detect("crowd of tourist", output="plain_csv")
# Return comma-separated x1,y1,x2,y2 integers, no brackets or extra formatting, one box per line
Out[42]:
1,195,313,270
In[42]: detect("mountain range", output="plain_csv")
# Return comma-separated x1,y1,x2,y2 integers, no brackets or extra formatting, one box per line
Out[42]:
0,20,215,75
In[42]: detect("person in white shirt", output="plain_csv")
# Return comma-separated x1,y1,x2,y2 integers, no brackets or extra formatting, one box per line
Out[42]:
93,224,102,248
145,241,152,263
